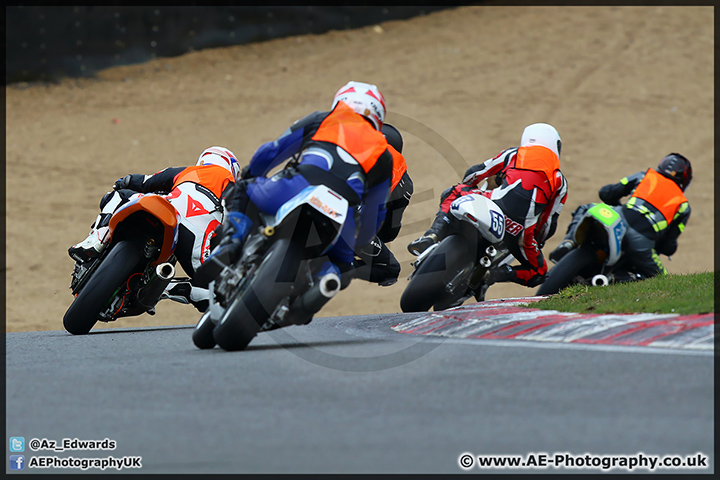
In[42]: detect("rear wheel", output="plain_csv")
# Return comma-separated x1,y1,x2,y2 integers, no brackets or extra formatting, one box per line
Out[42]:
212,238,302,351
63,240,143,335
536,246,599,295
400,235,475,313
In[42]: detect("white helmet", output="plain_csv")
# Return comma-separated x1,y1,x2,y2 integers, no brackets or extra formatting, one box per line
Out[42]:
196,146,240,178
331,81,386,130
520,123,562,159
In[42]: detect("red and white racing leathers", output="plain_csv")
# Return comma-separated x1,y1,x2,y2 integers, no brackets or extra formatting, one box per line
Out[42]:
441,146,568,286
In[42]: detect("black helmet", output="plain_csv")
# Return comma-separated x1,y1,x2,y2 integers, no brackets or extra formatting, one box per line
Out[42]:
381,123,404,154
657,153,692,191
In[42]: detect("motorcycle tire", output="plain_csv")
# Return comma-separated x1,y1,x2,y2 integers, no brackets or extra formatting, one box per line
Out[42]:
400,235,475,313
213,238,302,351
192,311,216,349
63,240,143,335
536,246,599,296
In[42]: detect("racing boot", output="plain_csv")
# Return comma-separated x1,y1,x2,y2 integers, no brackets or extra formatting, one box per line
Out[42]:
355,238,401,286
486,264,517,285
194,211,253,287
68,214,111,263
161,280,210,312
472,265,517,302
407,212,451,256
548,204,591,263
548,239,576,263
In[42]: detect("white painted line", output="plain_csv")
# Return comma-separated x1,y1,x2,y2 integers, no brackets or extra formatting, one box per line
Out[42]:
417,334,715,357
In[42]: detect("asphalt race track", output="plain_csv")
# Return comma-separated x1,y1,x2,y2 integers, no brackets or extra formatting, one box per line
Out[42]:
5,312,714,474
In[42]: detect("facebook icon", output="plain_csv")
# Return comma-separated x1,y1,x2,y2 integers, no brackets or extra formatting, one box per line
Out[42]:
10,455,25,470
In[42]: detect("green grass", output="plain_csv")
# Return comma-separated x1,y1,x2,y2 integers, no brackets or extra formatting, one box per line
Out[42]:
528,271,715,315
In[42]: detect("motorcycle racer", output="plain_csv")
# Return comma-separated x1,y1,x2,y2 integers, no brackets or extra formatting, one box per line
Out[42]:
407,123,568,292
68,146,239,311
196,81,395,317
549,153,692,282
352,122,413,287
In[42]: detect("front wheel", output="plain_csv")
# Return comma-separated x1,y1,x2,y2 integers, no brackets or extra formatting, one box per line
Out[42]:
192,311,216,349
536,246,599,295
63,240,143,335
400,235,475,313
212,238,302,351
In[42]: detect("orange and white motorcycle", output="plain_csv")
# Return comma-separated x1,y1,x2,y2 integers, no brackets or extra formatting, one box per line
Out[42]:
63,193,182,335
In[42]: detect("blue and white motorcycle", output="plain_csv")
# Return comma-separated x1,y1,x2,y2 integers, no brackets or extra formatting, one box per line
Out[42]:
192,184,348,351
400,193,513,312
537,202,629,295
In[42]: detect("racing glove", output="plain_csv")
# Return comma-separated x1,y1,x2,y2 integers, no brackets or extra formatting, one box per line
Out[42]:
113,174,133,190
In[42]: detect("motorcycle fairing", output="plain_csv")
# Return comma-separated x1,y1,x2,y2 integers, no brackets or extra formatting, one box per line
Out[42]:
581,203,627,267
108,194,180,266
449,193,505,243
267,185,349,253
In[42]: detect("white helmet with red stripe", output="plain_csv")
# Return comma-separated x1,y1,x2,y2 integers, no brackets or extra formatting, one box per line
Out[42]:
331,81,386,130
196,146,240,178
520,123,562,159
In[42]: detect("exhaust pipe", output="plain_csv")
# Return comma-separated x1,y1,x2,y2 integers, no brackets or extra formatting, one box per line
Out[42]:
285,273,341,326
138,262,176,309
318,273,341,299
591,274,609,287
300,273,341,314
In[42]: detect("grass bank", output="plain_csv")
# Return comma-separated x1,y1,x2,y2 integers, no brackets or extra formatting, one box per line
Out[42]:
529,271,715,315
